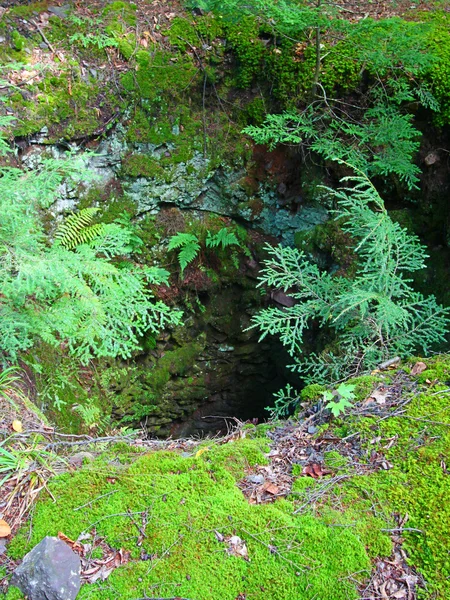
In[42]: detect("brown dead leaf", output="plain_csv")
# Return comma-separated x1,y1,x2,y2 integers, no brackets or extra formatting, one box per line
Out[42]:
302,463,330,479
58,532,84,554
226,535,249,561
214,530,225,542
262,482,279,495
369,388,388,405
38,12,50,27
0,519,11,538
410,361,427,376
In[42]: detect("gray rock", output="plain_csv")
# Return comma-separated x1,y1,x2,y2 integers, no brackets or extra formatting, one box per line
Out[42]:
12,536,81,600
246,474,265,485
48,5,71,18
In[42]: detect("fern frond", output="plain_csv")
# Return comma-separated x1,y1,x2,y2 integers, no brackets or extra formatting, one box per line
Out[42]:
167,233,199,251
206,228,240,249
54,208,104,250
178,243,201,273
167,233,201,273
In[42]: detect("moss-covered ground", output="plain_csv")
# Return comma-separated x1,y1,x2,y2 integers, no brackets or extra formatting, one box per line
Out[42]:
4,355,450,599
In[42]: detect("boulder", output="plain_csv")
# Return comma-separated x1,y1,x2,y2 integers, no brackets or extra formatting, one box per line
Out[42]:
11,536,81,600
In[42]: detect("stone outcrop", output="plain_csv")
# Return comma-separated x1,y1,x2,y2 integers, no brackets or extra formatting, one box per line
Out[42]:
11,536,81,600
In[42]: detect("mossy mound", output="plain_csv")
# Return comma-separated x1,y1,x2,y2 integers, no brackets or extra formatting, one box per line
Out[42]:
7,437,372,600
5,355,450,599
292,354,450,599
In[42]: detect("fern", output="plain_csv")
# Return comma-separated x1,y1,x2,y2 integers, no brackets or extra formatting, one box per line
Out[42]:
54,208,104,250
168,233,201,273
206,228,240,249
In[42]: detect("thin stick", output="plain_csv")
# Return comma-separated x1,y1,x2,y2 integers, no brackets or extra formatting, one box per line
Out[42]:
73,490,119,511
32,20,64,61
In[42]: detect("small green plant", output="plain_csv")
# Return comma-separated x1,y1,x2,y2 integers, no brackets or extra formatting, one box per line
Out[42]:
168,228,241,274
206,228,239,249
168,233,201,274
0,440,62,488
69,32,119,50
0,443,22,486
67,14,119,51
54,208,104,250
73,404,107,430
323,383,355,417
0,367,21,399
266,382,298,418
0,142,182,363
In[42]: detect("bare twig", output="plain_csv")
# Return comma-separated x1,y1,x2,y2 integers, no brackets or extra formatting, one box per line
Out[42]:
73,490,119,511
293,474,354,514
31,20,64,61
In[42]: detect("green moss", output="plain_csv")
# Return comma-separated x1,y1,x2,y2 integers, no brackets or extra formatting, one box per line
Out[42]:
103,1,137,27
125,107,152,142
347,375,378,401
11,30,27,51
121,49,197,102
224,17,265,88
8,69,116,139
8,437,374,600
165,15,224,51
121,153,173,182
263,40,316,105
422,11,450,125
243,97,267,126
324,450,349,470
409,353,450,385
157,339,206,378
9,2,48,17
5,587,23,600
327,355,450,598
300,383,326,403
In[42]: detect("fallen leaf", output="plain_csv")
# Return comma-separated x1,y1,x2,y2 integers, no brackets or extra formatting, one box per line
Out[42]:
12,419,23,433
58,532,84,554
302,463,329,479
195,447,209,458
392,591,407,598
226,535,249,561
410,361,427,375
368,388,388,405
262,482,279,495
381,461,393,470
0,519,11,538
214,530,224,542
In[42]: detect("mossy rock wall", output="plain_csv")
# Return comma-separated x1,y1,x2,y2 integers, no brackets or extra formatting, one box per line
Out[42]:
31,259,290,437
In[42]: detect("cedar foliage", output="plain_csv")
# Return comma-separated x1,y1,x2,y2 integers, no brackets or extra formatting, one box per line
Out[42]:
0,118,182,363
252,167,449,386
